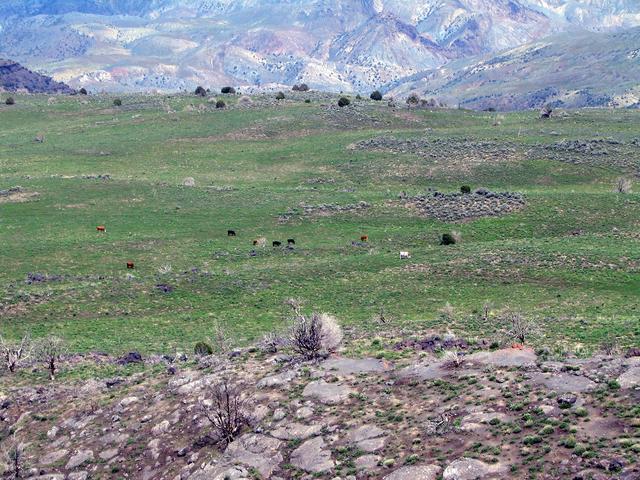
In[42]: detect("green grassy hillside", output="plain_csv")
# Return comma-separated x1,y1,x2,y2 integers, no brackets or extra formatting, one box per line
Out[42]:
1,93,638,354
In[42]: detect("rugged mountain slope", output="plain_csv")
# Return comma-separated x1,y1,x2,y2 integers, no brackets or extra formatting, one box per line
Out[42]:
0,0,638,95
389,27,640,110
0,58,74,93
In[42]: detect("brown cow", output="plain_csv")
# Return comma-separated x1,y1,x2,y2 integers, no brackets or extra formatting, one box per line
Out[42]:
361,235,369,242
97,226,106,232
127,262,135,269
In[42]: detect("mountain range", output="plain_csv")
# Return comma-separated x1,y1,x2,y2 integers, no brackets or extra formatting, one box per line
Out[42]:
0,1,639,109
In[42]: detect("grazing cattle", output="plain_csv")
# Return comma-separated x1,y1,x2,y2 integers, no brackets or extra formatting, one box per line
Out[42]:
361,235,369,242
227,230,236,237
400,251,411,259
127,262,135,269
287,239,295,245
96,226,106,232
253,237,266,247
273,241,282,247
511,343,525,350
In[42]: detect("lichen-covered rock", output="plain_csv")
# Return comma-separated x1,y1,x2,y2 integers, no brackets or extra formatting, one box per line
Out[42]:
384,464,442,480
290,436,335,473
443,458,508,480
302,380,354,404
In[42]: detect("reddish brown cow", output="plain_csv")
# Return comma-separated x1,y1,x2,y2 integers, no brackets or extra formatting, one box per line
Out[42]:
96,226,106,232
361,235,369,242
127,262,135,269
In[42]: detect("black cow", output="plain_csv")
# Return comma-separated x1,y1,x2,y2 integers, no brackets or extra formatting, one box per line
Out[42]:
287,238,295,245
273,241,282,247
228,230,236,237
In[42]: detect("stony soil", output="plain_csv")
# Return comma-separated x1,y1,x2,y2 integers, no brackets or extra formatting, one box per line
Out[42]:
1,334,639,480
403,189,526,222
352,136,522,176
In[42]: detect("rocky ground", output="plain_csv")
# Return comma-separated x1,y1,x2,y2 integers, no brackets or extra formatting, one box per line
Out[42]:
1,332,639,480
0,186,39,204
536,139,640,175
352,136,522,176
354,134,640,177
402,189,526,222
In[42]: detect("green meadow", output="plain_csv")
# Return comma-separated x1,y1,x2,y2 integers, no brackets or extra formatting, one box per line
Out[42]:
0,93,638,354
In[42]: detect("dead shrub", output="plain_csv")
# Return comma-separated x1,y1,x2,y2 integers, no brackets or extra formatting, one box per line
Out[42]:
615,177,632,194
38,335,66,380
3,434,26,480
503,310,538,344
210,320,233,353
258,332,284,354
442,349,464,369
200,379,251,447
0,335,31,373
289,312,343,359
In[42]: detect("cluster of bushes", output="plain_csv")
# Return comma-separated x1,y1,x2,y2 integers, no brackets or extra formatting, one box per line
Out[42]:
221,86,236,94
113,98,122,106
5,97,15,105
406,93,446,108
195,86,207,97
275,91,285,100
338,97,351,107
292,83,309,92
370,90,383,101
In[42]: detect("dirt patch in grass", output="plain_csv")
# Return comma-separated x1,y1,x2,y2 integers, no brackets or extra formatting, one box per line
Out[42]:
0,186,39,204
278,201,370,223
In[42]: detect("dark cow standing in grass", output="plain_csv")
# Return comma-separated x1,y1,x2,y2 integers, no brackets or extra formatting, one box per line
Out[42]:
287,239,295,245
273,241,282,247
228,230,236,237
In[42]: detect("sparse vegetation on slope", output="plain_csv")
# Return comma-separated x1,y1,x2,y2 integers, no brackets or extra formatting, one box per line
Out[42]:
0,93,638,356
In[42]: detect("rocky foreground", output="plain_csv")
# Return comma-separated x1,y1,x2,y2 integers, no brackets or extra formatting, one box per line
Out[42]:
1,337,639,480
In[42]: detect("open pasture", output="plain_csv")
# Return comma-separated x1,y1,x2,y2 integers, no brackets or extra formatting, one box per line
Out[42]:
0,94,638,354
